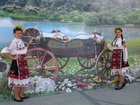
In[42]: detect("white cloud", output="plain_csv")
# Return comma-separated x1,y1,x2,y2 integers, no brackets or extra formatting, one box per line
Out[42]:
0,18,14,28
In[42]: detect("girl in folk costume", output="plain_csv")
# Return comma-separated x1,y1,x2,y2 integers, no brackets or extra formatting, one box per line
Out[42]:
104,27,129,90
1,26,34,102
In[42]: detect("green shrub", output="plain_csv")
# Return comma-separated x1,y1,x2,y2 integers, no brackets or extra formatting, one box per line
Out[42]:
85,16,99,26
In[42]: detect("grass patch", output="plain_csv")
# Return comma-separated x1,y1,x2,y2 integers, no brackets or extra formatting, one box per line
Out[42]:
127,39,140,56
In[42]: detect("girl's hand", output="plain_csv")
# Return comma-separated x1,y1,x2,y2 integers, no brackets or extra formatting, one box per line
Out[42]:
104,41,108,45
13,55,19,60
29,37,34,44
124,61,127,65
26,37,34,48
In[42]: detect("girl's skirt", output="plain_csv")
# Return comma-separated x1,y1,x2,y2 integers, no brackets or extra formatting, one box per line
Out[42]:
110,49,129,76
8,54,30,87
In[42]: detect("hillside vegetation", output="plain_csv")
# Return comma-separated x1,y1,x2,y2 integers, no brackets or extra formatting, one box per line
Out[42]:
0,0,140,26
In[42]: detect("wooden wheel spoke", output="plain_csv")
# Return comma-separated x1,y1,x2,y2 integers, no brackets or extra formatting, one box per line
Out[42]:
98,67,106,74
107,52,112,61
98,65,105,68
29,67,37,70
56,57,69,69
36,50,42,63
44,65,58,70
98,59,106,63
89,60,93,67
107,52,112,62
36,50,40,60
28,52,39,64
89,60,93,66
79,57,85,61
103,54,107,61
44,58,54,65
45,70,55,77
26,55,36,59
78,57,95,69
59,58,67,62
106,52,109,60
30,70,38,76
28,61,37,66
107,57,112,63
57,58,63,67
40,52,46,64
82,58,88,66
107,68,109,79
98,68,107,79
86,60,90,67
100,68,107,79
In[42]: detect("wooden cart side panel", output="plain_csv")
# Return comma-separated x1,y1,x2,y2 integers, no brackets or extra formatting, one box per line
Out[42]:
40,38,104,58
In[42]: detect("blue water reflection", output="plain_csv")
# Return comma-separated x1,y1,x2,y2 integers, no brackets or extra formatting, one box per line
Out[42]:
0,17,140,47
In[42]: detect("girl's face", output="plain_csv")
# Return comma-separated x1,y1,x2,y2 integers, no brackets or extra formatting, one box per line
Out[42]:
14,31,22,39
115,30,122,38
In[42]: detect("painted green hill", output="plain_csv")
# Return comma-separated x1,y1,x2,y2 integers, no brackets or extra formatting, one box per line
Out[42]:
0,0,140,25
127,39,140,56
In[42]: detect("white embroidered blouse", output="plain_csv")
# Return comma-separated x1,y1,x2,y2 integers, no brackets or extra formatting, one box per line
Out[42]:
107,37,128,61
1,38,27,55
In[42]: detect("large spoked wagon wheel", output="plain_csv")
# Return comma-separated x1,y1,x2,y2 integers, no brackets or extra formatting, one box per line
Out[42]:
26,48,59,81
95,50,113,81
56,57,69,69
77,56,95,69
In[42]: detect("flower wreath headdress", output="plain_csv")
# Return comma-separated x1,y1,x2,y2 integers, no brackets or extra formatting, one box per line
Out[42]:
14,26,24,30
114,27,122,32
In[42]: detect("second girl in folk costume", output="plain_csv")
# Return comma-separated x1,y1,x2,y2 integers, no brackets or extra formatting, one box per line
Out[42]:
104,27,129,90
1,26,34,102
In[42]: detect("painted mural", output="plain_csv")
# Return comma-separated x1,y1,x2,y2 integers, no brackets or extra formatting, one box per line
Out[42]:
0,0,140,102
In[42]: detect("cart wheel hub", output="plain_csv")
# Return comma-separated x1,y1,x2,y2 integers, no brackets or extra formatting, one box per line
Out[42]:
36,65,42,69
106,62,111,69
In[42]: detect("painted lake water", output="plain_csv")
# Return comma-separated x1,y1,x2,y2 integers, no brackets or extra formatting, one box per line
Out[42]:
0,17,140,47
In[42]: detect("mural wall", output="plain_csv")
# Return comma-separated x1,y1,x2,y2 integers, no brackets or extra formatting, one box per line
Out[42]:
0,0,140,101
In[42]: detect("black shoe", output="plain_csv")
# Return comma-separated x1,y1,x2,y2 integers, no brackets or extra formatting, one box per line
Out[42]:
122,82,126,88
20,96,29,99
13,98,23,102
115,86,123,90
